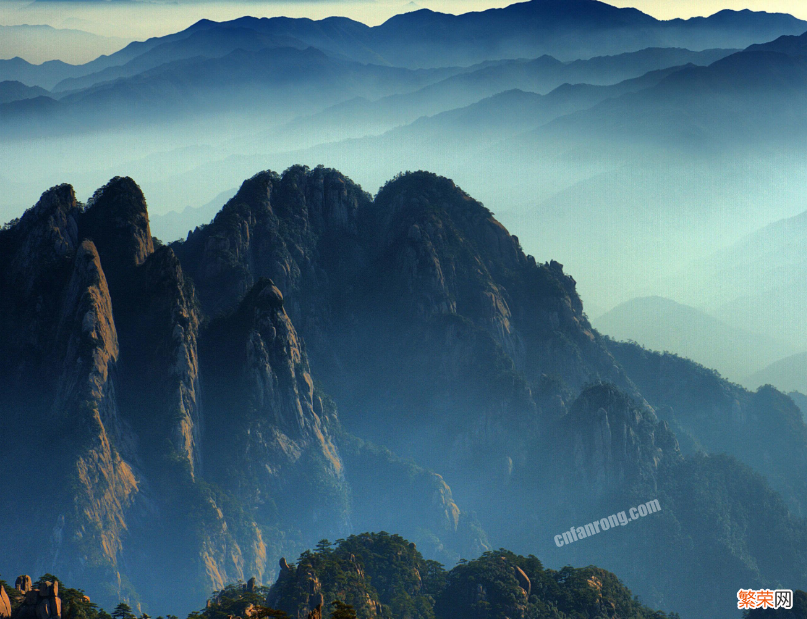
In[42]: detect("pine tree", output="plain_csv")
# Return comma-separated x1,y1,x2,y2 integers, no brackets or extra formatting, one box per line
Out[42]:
111,603,136,619
329,600,356,619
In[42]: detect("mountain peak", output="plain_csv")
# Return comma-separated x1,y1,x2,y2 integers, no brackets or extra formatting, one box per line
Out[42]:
81,176,154,273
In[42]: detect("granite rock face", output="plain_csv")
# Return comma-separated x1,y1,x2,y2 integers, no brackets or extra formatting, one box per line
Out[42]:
0,172,481,612
564,383,680,496
0,587,11,618
9,577,61,619
5,166,772,618
173,168,645,500
200,278,348,540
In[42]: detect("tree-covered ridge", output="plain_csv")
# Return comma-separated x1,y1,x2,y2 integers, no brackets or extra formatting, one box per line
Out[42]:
267,532,443,619
263,534,679,619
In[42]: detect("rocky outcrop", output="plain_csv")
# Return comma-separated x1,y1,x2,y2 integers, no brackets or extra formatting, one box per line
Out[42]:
267,533,437,619
0,179,260,611
267,558,324,619
0,185,79,390
564,383,680,495
50,240,140,582
11,578,61,619
81,177,154,278
514,566,531,597
173,167,640,506
15,577,31,593
200,278,347,539
0,587,11,618
175,166,370,331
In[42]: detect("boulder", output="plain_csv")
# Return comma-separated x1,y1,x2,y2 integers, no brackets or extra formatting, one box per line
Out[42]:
279,558,291,572
14,577,31,594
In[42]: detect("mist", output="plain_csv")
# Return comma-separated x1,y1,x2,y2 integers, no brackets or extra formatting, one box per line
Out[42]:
3,3,807,617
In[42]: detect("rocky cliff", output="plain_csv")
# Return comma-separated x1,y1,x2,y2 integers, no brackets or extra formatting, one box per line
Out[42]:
173,168,641,497
4,167,807,619
0,174,484,613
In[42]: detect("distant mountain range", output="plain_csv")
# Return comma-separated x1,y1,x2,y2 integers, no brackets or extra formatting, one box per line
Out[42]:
746,352,807,394
593,296,798,382
0,24,126,65
0,81,49,104
2,0,804,89
678,208,807,350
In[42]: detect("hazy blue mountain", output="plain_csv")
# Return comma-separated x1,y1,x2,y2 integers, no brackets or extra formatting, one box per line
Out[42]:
680,209,807,349
0,24,126,65
51,27,312,93
439,39,807,310
593,296,798,382
149,187,237,242
608,338,807,521
2,0,801,89
746,352,807,394
0,47,466,137
367,0,805,67
0,81,49,104
235,60,698,162
0,57,88,91
748,29,807,55
791,392,807,418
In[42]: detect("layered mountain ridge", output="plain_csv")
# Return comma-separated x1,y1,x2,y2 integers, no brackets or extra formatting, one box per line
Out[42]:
3,167,807,619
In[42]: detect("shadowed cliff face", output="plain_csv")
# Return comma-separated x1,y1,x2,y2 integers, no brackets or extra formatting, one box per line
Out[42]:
0,172,489,612
0,178,336,611
0,187,141,599
7,166,806,618
174,167,640,496
200,278,348,540
562,383,679,495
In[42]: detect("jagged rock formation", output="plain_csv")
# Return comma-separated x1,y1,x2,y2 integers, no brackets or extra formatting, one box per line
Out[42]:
5,167,807,618
563,383,680,495
14,578,31,594
173,167,640,499
0,180,284,610
11,578,61,619
0,172,484,612
200,278,348,540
